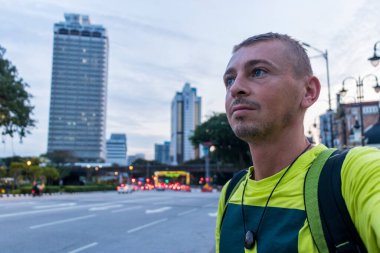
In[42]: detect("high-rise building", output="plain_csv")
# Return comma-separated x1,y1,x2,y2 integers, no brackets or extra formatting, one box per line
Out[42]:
47,13,108,162
170,83,201,165
154,141,170,164
106,134,127,166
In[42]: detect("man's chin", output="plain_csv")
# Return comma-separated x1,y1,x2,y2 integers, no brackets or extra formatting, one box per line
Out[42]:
233,126,259,140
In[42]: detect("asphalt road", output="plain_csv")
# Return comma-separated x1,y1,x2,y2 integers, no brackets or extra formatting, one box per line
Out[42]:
0,190,220,253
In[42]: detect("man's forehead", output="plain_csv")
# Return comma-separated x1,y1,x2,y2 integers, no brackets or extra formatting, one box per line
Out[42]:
225,40,290,70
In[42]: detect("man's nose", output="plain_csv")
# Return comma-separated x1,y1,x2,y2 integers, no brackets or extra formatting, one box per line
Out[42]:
230,75,249,97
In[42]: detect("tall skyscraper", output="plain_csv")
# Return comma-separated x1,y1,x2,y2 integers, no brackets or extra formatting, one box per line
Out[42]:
47,14,108,162
154,141,170,164
170,83,202,165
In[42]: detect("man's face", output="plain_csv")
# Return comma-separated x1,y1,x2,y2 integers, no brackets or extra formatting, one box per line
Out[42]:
223,40,305,143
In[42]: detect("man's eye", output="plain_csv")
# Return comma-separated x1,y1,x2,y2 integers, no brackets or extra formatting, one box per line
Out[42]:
252,68,266,77
225,77,235,87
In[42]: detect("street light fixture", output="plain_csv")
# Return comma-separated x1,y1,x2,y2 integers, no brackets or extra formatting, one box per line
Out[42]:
368,41,380,67
302,42,334,147
339,74,380,146
202,142,215,183
302,42,332,111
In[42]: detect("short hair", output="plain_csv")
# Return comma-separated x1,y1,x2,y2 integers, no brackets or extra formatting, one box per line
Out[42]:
233,32,313,78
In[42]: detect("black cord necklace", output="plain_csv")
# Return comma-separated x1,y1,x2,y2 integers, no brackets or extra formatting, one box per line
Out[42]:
241,143,311,249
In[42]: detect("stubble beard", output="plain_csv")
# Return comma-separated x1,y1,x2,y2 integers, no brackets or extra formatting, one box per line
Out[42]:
231,111,295,143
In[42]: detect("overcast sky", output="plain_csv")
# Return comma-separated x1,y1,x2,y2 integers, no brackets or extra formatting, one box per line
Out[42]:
1,0,380,159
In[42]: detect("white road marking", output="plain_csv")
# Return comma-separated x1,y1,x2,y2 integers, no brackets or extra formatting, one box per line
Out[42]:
89,204,123,211
145,206,172,214
153,201,172,205
30,214,96,229
127,218,168,233
208,211,218,217
67,242,98,253
34,203,76,209
0,197,169,219
111,206,142,213
177,208,198,216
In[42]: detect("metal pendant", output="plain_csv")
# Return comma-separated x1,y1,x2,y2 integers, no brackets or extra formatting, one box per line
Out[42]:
244,230,255,249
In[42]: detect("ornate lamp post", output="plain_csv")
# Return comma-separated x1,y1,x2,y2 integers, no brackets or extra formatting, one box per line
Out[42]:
368,41,380,67
339,74,380,146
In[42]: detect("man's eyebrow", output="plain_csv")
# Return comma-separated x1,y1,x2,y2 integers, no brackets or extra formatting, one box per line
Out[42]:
223,68,235,77
224,59,276,77
244,59,275,69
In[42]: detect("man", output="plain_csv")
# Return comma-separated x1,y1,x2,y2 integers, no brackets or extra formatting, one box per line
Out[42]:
215,33,380,252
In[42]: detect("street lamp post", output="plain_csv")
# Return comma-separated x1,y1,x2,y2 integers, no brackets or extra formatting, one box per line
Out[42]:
368,41,380,67
302,42,334,147
339,74,380,146
129,165,134,184
302,42,332,111
202,142,215,184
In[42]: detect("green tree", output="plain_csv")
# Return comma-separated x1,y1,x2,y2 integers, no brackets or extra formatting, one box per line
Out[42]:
132,158,163,166
190,113,251,168
9,162,26,187
0,166,6,178
26,165,42,182
0,45,35,140
46,150,78,167
41,166,60,184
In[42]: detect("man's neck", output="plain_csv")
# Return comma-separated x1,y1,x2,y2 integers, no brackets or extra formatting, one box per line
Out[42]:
248,135,310,180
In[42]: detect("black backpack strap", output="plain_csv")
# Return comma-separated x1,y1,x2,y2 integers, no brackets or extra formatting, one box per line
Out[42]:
224,169,248,206
306,148,367,253
318,149,367,253
220,169,248,226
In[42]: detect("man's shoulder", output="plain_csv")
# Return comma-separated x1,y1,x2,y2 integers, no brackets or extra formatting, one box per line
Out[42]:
344,146,380,168
341,146,380,185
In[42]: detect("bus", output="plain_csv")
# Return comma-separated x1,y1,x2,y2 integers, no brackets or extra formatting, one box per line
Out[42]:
153,170,191,192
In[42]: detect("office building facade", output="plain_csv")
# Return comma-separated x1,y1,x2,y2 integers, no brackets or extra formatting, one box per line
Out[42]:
154,141,170,164
170,83,201,165
47,13,108,162
106,134,127,166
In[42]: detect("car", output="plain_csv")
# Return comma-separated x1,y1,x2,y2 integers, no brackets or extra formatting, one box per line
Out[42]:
117,184,133,194
155,183,166,191
201,184,213,192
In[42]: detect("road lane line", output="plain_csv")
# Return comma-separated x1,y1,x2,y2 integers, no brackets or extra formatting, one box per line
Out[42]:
153,201,172,205
177,208,198,216
127,218,168,233
145,206,172,214
30,214,96,229
0,197,170,219
67,242,98,253
89,204,123,211
208,211,218,217
111,206,142,213
34,203,77,209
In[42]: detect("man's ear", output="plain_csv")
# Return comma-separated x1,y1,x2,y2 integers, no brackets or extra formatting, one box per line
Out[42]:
301,76,320,109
